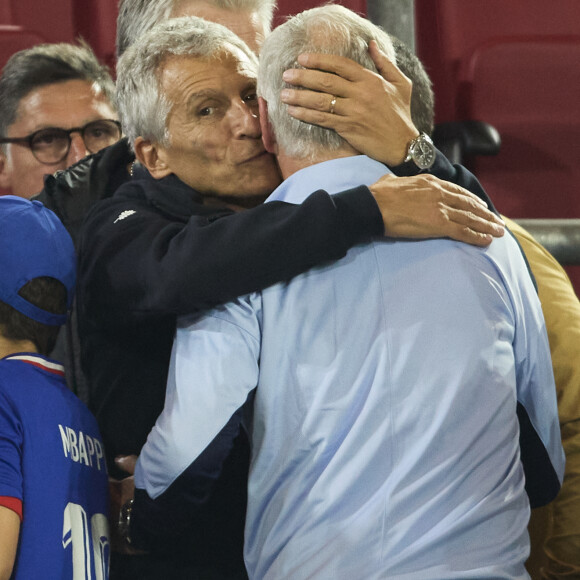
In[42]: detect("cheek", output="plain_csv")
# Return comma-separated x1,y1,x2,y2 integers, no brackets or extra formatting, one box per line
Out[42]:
9,149,60,196
173,137,227,169
10,149,40,177
188,123,233,163
200,140,230,164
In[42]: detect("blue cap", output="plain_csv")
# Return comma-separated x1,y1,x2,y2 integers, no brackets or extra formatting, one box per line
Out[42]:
0,196,75,326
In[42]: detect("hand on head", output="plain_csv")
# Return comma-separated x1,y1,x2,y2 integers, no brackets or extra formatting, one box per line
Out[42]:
280,41,418,166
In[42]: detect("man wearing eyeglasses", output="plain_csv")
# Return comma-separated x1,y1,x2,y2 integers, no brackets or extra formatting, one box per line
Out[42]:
0,42,119,199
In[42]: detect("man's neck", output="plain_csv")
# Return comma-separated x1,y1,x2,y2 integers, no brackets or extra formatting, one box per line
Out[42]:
277,148,358,180
0,335,37,359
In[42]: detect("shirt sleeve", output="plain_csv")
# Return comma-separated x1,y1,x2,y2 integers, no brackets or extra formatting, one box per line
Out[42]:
131,295,262,549
78,180,383,318
0,497,23,520
501,233,566,507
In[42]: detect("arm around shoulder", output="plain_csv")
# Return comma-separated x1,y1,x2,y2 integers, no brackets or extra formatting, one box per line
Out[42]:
77,179,384,316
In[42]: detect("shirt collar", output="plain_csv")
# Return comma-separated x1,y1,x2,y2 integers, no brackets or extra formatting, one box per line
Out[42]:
266,155,389,205
2,353,65,376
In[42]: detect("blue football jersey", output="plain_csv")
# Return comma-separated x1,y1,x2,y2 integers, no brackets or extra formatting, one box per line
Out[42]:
0,354,110,579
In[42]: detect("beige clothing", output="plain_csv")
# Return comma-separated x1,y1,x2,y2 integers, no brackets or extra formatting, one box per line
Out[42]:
506,218,580,579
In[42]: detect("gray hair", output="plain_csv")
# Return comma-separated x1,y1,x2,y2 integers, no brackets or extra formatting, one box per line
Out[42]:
258,4,396,160
0,41,115,139
391,36,434,136
116,16,258,147
116,0,277,58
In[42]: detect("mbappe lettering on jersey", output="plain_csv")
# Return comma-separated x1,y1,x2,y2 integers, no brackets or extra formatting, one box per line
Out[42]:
58,425,105,471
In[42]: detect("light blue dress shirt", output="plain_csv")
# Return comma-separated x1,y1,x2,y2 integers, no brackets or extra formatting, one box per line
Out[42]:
136,155,564,579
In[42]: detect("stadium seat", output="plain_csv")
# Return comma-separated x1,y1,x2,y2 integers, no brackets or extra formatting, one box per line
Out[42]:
415,0,580,123
414,2,580,216
415,1,580,217
7,0,74,43
73,0,118,69
0,1,12,24
0,25,45,70
460,36,580,219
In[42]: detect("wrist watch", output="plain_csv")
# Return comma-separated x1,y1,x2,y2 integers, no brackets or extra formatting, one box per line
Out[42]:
404,132,436,170
118,498,134,545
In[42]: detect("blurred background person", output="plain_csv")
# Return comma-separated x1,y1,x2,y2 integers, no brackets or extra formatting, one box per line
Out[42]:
0,42,119,199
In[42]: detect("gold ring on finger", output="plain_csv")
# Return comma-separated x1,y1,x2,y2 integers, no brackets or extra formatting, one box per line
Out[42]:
329,96,337,115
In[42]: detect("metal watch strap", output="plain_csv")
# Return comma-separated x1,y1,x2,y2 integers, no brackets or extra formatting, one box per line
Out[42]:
404,132,436,170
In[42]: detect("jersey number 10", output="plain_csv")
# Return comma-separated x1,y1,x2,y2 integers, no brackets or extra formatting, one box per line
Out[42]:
62,502,109,579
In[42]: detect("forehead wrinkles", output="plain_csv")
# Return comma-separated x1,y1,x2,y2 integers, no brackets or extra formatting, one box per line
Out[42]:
160,49,257,105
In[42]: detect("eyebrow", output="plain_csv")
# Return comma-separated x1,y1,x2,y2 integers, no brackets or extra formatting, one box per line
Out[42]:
185,89,223,107
27,117,116,133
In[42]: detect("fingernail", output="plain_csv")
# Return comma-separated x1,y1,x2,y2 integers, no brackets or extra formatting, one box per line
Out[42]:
280,89,291,100
282,71,293,81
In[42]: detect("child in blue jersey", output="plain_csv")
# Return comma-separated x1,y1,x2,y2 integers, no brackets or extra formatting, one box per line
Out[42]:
0,196,109,580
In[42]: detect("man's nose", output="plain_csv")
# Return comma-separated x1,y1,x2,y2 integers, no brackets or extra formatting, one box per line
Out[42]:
66,131,90,166
232,101,262,138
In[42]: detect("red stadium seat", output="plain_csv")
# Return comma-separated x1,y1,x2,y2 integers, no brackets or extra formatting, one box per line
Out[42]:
73,0,118,70
0,1,12,24
0,25,45,70
415,3,580,218
415,0,580,123
461,36,580,219
8,0,74,43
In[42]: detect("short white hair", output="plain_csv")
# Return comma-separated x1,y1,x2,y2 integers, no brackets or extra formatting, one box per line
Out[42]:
258,4,396,160
116,16,258,148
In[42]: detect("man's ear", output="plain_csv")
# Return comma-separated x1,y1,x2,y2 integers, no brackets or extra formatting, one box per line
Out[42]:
0,149,13,191
259,97,277,155
134,137,172,180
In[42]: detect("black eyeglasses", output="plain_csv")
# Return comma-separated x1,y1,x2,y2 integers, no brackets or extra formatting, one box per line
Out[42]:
0,119,122,165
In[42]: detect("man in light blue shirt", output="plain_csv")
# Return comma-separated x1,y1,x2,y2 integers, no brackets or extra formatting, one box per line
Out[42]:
131,6,564,579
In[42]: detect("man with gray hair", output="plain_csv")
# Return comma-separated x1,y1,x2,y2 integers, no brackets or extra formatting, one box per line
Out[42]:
87,14,365,579
123,6,563,578
0,42,120,199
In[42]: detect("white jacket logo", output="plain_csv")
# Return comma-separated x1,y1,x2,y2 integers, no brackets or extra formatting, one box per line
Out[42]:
114,210,136,223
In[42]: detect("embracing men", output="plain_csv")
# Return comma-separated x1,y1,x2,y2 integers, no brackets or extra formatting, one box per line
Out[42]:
108,7,563,580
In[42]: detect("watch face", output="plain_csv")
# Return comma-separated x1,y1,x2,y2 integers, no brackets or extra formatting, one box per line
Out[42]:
411,137,436,169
